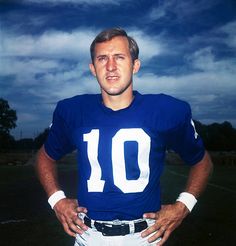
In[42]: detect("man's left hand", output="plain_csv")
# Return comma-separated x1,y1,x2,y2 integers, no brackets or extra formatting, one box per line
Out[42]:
141,202,189,245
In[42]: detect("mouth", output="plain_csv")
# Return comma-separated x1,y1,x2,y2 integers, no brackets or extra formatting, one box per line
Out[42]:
106,75,120,82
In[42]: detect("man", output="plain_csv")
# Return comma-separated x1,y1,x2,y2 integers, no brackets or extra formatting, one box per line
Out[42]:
36,28,213,246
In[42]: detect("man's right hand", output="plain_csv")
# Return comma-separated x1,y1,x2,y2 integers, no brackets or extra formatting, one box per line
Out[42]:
53,198,88,237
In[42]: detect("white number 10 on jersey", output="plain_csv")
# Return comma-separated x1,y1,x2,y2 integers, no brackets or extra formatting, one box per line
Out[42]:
83,128,151,193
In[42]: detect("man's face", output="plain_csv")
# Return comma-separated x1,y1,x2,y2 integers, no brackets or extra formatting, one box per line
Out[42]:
89,36,140,96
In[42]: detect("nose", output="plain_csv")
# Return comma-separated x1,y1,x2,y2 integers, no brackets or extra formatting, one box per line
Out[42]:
106,57,117,71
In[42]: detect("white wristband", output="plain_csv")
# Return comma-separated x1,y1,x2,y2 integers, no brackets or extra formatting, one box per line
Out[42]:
48,190,66,209
176,192,197,212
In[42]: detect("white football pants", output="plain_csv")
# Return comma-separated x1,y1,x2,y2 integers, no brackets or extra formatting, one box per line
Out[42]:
74,219,161,246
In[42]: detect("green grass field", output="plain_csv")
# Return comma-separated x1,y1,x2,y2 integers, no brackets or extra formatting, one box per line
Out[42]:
0,154,235,246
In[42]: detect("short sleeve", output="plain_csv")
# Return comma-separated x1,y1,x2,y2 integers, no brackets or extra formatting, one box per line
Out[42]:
44,101,76,160
165,104,205,165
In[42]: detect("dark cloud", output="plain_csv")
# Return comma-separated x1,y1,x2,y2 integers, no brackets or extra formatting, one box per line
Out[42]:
0,0,236,138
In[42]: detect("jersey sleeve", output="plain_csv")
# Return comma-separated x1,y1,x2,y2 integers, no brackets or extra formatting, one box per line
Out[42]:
44,101,76,160
165,103,205,165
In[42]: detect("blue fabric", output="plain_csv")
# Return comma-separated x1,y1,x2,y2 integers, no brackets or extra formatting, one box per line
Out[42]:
44,91,205,220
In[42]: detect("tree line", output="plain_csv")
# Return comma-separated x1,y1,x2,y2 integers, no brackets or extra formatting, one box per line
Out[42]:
194,120,236,151
0,98,49,151
1,98,236,152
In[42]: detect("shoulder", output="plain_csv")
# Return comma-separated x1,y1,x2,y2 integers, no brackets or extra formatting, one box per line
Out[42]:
58,94,98,107
53,94,99,122
141,93,190,112
140,93,191,130
56,94,99,112
159,93,190,113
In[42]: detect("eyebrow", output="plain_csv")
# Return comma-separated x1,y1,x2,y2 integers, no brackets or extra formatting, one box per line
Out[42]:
96,53,126,59
96,55,107,59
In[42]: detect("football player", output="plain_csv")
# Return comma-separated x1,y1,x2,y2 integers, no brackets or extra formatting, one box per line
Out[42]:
36,28,213,246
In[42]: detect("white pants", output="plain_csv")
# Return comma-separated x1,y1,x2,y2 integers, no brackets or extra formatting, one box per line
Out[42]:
74,218,161,246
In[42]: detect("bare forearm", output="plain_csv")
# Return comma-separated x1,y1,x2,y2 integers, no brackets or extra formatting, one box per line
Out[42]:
185,151,213,198
142,151,213,245
35,145,60,197
35,146,88,237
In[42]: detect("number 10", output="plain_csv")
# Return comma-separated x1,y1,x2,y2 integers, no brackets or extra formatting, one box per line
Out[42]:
83,128,151,194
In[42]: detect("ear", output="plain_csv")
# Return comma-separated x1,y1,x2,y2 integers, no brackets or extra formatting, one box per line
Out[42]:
89,63,97,77
132,59,141,74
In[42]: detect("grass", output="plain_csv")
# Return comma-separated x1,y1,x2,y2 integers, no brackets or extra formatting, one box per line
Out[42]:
0,153,235,246
0,151,34,166
161,164,236,245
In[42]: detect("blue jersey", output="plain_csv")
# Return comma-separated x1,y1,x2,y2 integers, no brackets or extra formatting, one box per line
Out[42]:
44,91,205,220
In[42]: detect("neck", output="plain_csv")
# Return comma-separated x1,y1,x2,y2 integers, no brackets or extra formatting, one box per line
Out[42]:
102,90,134,111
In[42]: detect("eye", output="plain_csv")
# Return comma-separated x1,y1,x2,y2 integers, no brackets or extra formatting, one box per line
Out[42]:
97,56,108,62
115,55,125,61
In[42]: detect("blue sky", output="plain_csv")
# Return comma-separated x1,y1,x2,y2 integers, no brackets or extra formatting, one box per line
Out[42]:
0,0,236,139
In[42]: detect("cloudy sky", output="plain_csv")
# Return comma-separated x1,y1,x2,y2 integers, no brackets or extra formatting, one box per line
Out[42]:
0,0,236,139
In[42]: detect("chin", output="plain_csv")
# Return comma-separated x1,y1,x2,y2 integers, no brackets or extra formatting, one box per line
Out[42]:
107,90,122,96
102,87,120,95
102,84,131,96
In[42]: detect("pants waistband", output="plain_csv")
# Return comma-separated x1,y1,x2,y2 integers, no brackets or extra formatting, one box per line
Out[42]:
83,216,148,236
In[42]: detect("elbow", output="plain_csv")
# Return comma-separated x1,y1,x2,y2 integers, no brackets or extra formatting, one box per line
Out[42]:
35,145,55,169
203,151,214,175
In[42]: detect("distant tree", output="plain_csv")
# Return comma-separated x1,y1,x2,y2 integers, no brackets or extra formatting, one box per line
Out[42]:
0,98,17,151
194,120,236,151
0,132,15,151
34,128,49,149
15,138,34,150
217,121,236,150
0,98,17,134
